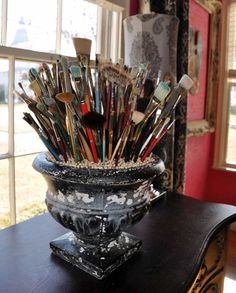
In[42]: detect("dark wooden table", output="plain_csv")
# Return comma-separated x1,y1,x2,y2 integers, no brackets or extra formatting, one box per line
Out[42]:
1,192,236,293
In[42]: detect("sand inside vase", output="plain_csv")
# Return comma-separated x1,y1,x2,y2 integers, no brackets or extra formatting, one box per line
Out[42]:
47,152,156,170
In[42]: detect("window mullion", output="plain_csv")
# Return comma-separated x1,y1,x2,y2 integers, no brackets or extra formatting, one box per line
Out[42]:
107,10,112,60
118,11,123,60
228,69,236,78
96,6,103,55
1,0,7,45
87,0,124,13
100,8,109,59
110,11,117,62
56,0,63,53
8,55,16,224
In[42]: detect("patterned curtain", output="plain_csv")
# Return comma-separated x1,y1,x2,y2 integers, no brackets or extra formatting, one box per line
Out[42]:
149,0,189,193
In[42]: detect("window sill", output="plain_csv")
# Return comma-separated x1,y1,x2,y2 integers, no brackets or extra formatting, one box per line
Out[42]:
212,164,236,173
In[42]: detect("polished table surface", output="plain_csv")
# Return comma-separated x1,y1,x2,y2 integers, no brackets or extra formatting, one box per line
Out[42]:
1,192,236,293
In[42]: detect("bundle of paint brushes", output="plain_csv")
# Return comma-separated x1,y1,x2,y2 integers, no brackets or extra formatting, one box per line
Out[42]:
15,55,193,166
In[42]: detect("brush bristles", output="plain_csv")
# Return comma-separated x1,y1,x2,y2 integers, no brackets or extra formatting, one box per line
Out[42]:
72,37,92,55
81,112,106,130
101,64,133,86
19,52,193,165
154,82,171,102
70,65,81,79
179,74,193,91
132,111,145,125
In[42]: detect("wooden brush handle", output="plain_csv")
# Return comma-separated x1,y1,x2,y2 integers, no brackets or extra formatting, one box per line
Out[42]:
78,130,94,161
140,136,158,162
81,102,98,163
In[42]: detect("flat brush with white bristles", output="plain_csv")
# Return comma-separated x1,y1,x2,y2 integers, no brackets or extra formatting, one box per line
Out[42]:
158,74,193,122
144,81,171,115
130,81,171,161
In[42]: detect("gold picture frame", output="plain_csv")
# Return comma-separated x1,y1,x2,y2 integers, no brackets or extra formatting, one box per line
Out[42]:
187,0,222,137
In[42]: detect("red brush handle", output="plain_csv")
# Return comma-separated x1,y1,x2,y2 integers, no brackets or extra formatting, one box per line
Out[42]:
140,126,170,162
86,128,99,163
81,101,88,115
140,136,158,162
81,102,98,163
121,104,131,131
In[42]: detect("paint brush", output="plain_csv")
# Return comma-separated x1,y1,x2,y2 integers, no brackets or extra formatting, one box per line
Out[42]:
116,123,133,165
69,65,82,106
76,125,94,162
29,79,43,102
80,66,93,112
41,63,57,96
55,92,81,161
102,122,106,163
23,112,61,161
72,37,94,107
81,111,105,160
72,37,91,67
18,82,28,96
131,105,159,161
140,118,175,162
29,68,55,107
59,56,73,93
137,75,192,159
95,55,101,113
116,90,125,140
130,82,171,159
134,75,193,161
51,121,69,162
81,111,106,130
124,122,135,161
144,81,171,116
110,124,129,162
157,74,193,122
14,90,36,105
80,100,99,163
27,103,57,146
121,93,137,132
107,84,115,160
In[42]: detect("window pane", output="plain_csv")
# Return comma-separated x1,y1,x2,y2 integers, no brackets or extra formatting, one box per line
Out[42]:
7,0,57,53
0,159,10,228
0,58,9,155
15,154,47,224
61,0,98,59
228,3,236,70
226,82,236,164
14,60,46,155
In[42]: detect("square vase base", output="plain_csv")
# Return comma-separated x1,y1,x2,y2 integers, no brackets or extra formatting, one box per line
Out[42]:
50,232,142,280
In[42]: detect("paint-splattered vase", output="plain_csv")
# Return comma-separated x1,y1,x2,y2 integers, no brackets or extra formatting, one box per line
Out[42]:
33,152,165,279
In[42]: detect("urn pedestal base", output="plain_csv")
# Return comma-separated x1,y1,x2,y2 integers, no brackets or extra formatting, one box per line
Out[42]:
50,232,142,279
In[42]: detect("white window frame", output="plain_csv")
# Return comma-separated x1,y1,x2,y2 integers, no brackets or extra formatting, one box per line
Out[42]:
0,0,125,226
214,0,236,171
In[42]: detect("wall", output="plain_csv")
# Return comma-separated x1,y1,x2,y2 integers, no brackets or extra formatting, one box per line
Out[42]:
204,0,236,206
206,166,236,206
185,0,212,200
186,0,236,206
185,135,212,200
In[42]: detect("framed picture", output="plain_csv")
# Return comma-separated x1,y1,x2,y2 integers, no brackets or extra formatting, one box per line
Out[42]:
187,0,222,137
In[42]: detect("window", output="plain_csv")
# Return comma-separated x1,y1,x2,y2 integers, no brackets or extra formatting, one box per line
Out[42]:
214,0,236,170
6,0,58,52
0,0,124,228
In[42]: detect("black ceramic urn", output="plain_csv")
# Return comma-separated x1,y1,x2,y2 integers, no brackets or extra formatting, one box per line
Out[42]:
33,152,164,279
